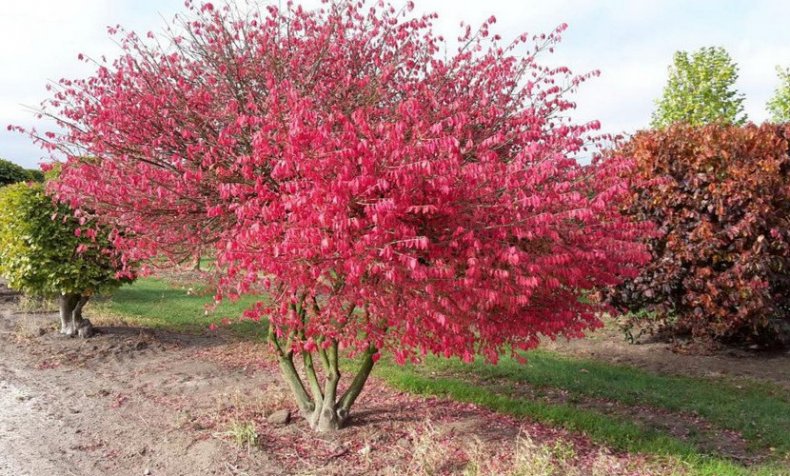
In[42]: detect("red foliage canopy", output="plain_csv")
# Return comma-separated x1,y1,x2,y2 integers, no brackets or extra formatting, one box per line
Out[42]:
613,124,790,344
29,1,649,363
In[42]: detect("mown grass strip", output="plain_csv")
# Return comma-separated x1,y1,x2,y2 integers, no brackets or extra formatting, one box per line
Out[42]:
420,352,790,454
95,277,267,337
378,366,789,476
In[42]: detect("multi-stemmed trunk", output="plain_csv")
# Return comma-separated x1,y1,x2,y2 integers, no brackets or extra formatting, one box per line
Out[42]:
59,293,94,338
270,326,377,432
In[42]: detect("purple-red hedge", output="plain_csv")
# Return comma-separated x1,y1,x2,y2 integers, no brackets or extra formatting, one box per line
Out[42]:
613,123,790,345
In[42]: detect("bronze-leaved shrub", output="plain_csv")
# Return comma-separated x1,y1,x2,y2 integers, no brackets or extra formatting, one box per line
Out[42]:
613,123,790,346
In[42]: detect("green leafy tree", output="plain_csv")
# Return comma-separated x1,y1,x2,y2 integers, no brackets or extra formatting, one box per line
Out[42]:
0,158,31,186
651,47,747,128
26,169,44,182
0,158,43,185
767,66,790,123
0,182,132,337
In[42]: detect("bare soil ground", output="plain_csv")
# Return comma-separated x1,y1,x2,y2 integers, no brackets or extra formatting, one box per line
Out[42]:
0,292,658,476
0,280,787,475
542,323,790,391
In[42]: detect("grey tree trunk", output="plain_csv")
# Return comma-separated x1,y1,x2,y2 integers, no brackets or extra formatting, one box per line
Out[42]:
59,293,94,338
274,340,377,432
268,299,377,432
314,363,341,432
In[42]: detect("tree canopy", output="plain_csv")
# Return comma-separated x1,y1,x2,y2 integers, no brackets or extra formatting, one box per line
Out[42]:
0,158,41,186
767,66,790,123
651,47,746,128
0,181,128,296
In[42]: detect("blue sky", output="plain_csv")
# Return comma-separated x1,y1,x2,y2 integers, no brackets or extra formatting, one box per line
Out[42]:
2,0,789,168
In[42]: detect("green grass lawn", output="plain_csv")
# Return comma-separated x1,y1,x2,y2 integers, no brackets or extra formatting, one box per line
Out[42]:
395,351,790,453
379,360,790,476
94,277,268,338
99,277,790,476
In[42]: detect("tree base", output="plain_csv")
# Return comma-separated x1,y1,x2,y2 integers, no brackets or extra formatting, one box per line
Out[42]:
60,318,94,338
59,294,94,338
308,405,349,432
274,336,377,433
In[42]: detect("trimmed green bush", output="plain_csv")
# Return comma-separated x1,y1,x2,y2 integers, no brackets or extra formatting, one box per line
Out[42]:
0,182,132,336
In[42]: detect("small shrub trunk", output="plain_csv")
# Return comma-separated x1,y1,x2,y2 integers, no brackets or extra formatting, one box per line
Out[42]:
59,293,93,338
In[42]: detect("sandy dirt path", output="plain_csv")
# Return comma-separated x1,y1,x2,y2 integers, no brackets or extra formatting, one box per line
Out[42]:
0,374,76,475
0,299,280,476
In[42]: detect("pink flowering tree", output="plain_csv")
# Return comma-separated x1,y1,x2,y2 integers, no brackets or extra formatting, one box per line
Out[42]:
25,1,650,431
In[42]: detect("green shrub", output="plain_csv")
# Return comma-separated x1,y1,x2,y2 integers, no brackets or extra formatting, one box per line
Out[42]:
25,168,44,182
0,158,31,186
0,182,132,336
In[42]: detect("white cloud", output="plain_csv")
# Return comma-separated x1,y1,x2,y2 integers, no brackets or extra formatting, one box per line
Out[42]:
2,0,789,168
0,0,183,168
